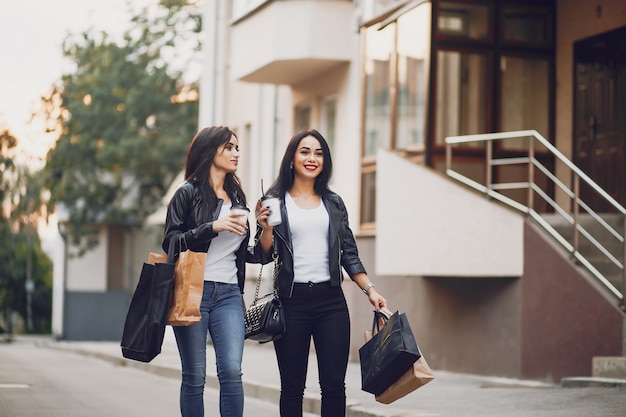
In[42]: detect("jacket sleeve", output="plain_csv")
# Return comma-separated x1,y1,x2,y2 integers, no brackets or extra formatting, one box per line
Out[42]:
336,195,367,277
162,183,218,253
246,221,275,265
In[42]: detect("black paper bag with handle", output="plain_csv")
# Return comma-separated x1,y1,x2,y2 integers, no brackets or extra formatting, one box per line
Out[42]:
359,310,421,396
121,239,176,362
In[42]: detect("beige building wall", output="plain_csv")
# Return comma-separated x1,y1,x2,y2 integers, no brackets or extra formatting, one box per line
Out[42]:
193,0,626,378
200,1,363,225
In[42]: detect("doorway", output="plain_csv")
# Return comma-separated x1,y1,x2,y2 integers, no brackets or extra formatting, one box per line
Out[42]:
573,25,626,212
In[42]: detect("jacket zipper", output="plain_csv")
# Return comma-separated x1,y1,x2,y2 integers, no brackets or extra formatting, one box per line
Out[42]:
274,229,295,298
337,235,343,282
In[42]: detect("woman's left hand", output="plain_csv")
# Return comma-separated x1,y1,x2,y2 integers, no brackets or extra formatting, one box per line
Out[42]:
255,199,273,230
367,289,387,310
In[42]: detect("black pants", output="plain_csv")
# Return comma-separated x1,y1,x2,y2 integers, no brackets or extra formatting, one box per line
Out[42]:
273,281,350,417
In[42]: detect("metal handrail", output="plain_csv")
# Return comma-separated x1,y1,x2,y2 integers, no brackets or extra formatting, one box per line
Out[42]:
445,130,625,305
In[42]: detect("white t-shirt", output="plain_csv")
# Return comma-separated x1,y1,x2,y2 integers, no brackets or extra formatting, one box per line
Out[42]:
204,201,245,284
285,193,330,284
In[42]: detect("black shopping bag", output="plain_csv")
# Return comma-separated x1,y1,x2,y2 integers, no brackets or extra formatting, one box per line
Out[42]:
121,240,176,362
359,310,421,395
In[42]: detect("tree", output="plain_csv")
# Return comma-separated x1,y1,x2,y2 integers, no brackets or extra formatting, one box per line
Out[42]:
0,130,53,334
41,0,201,254
0,130,18,216
0,221,53,334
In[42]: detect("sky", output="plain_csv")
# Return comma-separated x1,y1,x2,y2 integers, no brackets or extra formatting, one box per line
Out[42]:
0,0,131,163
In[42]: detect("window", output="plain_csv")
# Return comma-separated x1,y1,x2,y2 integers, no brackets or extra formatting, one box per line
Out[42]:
396,4,431,150
294,103,311,132
360,0,404,22
435,50,488,147
232,0,270,20
360,1,433,229
437,1,490,41
500,5,552,47
360,168,377,227
363,23,394,157
500,56,550,150
359,0,554,229
321,95,337,151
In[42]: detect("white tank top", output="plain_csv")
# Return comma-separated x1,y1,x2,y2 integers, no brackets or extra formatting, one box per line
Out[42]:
285,193,330,284
204,201,245,284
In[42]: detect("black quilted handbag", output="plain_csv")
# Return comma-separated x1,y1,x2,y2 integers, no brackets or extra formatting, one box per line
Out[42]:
244,253,285,343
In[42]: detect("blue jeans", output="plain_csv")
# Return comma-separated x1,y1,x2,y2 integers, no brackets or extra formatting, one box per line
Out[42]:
173,281,245,417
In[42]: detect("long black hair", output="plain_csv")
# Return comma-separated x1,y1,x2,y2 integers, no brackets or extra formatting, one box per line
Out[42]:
267,129,333,197
184,126,246,222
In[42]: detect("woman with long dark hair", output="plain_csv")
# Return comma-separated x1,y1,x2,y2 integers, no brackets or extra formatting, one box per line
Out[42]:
163,126,263,417
254,129,387,417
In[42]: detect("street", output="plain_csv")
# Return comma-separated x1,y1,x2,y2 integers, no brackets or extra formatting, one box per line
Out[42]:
2,335,626,417
0,338,291,417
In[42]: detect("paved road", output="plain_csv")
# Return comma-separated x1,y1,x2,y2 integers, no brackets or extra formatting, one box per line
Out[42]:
3,334,626,417
0,337,315,417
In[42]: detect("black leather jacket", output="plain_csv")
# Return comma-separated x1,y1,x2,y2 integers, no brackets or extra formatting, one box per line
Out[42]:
254,191,367,298
162,180,265,294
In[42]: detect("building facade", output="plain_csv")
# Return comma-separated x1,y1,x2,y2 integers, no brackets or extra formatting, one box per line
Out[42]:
199,0,625,382
51,0,626,382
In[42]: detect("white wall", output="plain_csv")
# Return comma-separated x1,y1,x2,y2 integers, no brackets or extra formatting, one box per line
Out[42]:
199,0,364,222
66,228,108,291
48,223,65,339
376,150,524,277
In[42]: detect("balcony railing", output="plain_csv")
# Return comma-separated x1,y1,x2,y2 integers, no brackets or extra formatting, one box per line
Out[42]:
445,130,625,308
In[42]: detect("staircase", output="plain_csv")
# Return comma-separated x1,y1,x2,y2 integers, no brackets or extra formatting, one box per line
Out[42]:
445,130,626,384
543,212,624,300
445,129,625,307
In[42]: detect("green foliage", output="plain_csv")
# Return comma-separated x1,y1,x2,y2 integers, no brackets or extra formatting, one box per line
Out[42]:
41,0,200,254
0,223,53,334
0,130,53,334
0,130,18,215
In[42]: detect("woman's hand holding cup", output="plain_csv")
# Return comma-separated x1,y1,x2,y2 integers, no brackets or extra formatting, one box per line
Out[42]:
255,197,281,229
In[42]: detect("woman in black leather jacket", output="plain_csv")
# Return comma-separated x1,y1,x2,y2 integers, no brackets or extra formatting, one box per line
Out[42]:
162,126,263,417
254,129,387,417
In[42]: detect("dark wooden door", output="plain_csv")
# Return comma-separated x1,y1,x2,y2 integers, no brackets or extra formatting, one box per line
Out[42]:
574,26,626,212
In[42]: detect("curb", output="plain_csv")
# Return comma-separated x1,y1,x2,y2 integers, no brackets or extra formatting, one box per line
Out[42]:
43,341,385,417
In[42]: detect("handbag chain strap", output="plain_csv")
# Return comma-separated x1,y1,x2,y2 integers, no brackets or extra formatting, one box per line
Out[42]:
252,244,279,304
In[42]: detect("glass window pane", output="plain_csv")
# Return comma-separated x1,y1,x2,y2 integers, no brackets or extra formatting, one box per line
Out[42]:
501,5,552,46
361,170,376,225
396,3,431,150
294,103,311,132
500,56,550,150
232,0,270,20
321,95,337,150
364,23,394,157
360,0,401,23
438,1,490,41
435,50,488,147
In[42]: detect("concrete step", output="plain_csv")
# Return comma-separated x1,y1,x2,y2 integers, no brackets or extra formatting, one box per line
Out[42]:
593,356,626,379
561,376,626,389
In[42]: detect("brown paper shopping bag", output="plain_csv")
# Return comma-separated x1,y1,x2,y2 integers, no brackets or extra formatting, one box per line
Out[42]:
362,307,434,403
375,355,434,404
148,248,205,326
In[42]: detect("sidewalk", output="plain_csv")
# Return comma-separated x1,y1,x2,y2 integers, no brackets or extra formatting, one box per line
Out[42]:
40,329,626,417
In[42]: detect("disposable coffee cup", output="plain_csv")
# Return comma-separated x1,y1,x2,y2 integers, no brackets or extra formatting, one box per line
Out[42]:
230,206,250,235
262,197,282,226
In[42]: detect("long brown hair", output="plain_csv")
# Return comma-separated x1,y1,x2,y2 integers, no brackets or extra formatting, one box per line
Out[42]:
184,126,246,222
